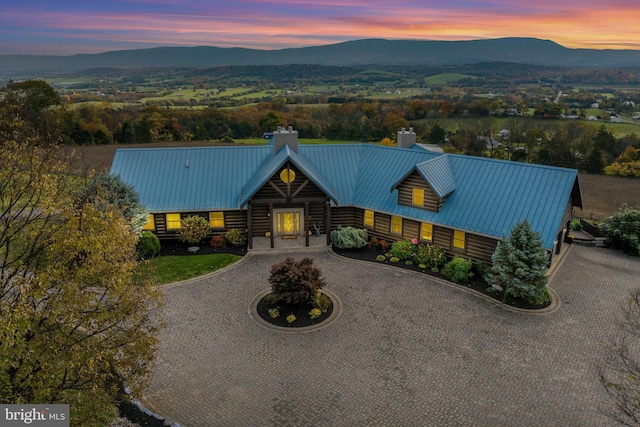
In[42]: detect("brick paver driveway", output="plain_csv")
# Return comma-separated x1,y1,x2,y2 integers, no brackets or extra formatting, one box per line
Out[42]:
140,245,639,426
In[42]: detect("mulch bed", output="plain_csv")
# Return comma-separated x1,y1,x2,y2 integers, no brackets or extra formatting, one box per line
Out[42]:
159,239,247,257
331,245,550,310
257,294,334,327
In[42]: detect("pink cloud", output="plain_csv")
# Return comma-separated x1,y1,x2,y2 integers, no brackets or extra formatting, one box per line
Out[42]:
1,1,639,54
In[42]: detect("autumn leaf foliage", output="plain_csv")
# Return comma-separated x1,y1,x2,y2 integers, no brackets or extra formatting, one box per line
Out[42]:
268,257,325,305
0,139,162,425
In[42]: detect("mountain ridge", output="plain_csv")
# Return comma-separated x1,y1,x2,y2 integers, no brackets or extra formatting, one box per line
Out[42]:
2,38,640,78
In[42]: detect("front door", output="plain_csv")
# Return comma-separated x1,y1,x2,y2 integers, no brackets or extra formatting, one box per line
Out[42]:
274,208,303,237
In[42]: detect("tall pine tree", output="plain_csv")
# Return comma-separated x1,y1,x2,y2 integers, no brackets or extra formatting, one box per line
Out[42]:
489,219,551,305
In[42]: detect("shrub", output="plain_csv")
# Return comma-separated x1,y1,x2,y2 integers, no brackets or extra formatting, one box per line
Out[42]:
531,288,552,305
311,292,331,312
570,219,583,230
414,244,447,269
389,257,400,263
308,308,322,319
137,231,161,259
476,260,489,279
330,226,368,249
369,237,391,252
390,240,415,261
286,314,296,324
209,234,226,248
178,215,210,244
443,256,474,283
264,293,280,305
405,260,413,266
599,204,640,256
269,257,326,305
268,308,280,319
225,228,247,247
376,255,387,262
418,263,426,269
368,237,381,250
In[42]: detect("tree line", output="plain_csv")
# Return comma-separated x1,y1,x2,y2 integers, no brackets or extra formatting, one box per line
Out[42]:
2,80,640,176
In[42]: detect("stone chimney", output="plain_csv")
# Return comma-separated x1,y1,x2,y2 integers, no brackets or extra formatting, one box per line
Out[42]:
273,126,299,153
397,127,416,148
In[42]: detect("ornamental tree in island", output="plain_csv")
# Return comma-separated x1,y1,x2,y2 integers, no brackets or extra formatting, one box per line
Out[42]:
269,257,325,305
489,219,551,305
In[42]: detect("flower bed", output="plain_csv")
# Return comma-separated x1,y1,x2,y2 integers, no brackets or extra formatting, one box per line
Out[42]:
256,292,334,327
332,244,550,310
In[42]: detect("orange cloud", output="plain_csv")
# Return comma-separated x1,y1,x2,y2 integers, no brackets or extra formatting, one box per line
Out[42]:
1,2,639,54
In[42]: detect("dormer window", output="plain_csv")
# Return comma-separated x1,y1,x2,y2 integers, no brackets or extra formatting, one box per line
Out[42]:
412,188,425,207
391,155,455,213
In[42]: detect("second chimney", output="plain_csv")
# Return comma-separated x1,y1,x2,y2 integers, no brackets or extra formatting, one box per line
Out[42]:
397,127,416,148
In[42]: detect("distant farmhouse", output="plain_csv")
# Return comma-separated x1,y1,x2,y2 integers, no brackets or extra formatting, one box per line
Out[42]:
110,127,582,265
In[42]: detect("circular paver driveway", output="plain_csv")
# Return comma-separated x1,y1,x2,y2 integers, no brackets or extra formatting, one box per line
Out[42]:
140,246,639,426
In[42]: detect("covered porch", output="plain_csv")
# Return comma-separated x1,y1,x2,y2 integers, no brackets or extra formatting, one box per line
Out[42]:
249,234,330,253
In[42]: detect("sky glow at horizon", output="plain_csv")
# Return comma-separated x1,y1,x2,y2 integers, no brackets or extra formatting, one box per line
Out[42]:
1,0,639,55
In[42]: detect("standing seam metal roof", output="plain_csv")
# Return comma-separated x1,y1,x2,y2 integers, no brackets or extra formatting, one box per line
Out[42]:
110,143,580,249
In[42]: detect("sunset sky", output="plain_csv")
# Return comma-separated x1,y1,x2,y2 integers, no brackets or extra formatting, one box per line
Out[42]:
1,0,639,55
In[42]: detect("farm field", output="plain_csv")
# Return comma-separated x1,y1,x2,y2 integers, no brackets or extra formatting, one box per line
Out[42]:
63,141,638,219
576,173,640,219
418,116,640,138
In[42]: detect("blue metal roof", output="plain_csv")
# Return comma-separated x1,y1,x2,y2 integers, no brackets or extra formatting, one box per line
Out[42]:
299,145,578,249
389,154,456,198
111,143,580,249
110,146,272,212
238,145,339,207
415,155,456,198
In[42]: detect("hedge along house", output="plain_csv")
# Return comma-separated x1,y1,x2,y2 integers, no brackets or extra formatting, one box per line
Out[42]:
110,126,582,265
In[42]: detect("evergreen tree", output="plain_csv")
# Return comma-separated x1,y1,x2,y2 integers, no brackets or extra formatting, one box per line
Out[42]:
594,125,619,162
429,123,446,145
75,173,148,234
583,145,606,174
489,219,550,305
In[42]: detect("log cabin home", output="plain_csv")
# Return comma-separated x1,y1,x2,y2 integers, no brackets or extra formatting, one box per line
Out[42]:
110,126,582,265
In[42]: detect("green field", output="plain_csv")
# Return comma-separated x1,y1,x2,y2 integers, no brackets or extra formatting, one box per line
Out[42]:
136,87,289,104
424,73,476,85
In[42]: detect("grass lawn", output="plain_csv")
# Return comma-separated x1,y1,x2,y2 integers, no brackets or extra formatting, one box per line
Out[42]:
149,253,242,285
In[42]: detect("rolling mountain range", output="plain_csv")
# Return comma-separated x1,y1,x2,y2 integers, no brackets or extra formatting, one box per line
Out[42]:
2,38,640,78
